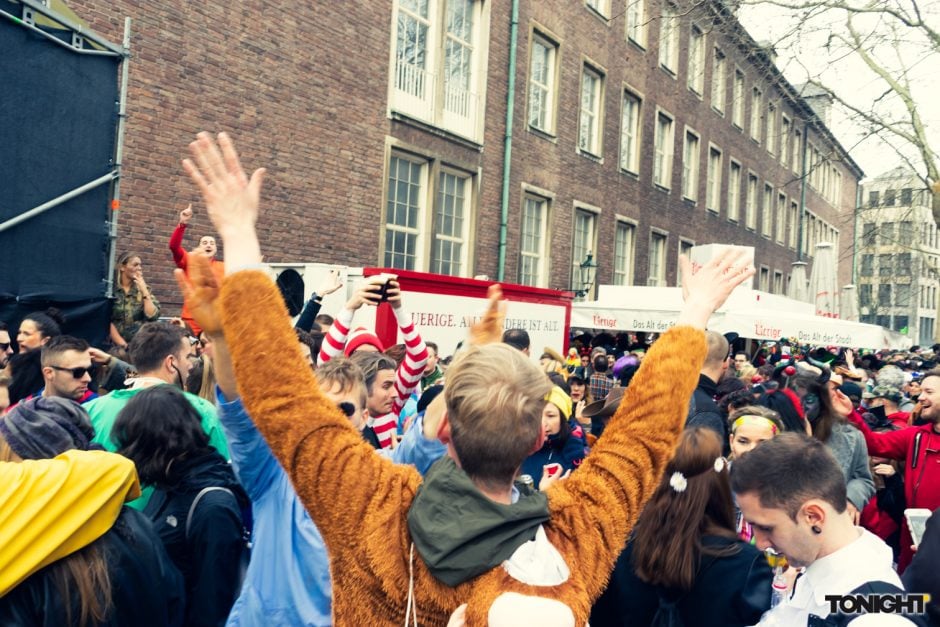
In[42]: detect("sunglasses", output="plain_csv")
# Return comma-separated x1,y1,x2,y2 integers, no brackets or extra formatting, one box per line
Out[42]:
337,402,356,418
0,343,9,351
50,365,92,379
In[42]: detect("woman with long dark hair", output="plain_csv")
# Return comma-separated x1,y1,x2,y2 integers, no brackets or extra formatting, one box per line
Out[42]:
114,385,248,627
0,396,183,626
7,309,63,405
591,427,772,626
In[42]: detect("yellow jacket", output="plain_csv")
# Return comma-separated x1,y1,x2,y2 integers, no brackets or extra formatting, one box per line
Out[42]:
220,271,704,626
0,449,140,596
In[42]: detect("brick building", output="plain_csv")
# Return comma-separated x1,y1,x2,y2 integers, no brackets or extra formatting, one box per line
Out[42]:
59,0,861,312
858,167,939,345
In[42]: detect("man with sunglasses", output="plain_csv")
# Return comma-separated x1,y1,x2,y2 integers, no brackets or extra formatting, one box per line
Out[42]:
0,322,13,369
39,336,96,403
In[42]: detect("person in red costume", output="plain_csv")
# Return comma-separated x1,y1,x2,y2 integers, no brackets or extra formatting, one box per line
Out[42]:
169,205,224,335
834,372,940,573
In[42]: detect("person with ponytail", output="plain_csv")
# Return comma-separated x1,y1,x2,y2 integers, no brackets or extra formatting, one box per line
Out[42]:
591,427,773,626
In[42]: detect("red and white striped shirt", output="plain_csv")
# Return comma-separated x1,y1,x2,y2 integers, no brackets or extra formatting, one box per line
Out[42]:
319,306,428,449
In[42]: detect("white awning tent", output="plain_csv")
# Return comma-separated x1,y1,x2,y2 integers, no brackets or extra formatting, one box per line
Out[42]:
571,286,912,350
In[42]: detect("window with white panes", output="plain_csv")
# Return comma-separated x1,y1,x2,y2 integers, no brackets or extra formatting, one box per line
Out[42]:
625,0,646,46
775,193,786,244
792,129,802,173
732,70,745,128
766,103,777,156
613,221,636,285
620,91,641,173
648,231,667,286
745,173,758,230
706,146,722,212
431,170,471,276
759,266,770,292
728,160,741,221
773,271,783,294
572,209,598,294
761,183,773,237
781,115,791,167
711,48,726,113
677,239,694,286
682,130,700,201
527,34,558,134
385,154,428,270
750,87,762,142
654,110,675,188
788,201,798,248
519,195,548,287
687,25,705,95
586,0,610,18
391,0,486,140
658,3,679,74
578,66,604,155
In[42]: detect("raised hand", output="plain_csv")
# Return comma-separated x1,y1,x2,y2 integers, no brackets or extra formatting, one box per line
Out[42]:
175,252,223,336
469,284,506,346
182,132,265,239
676,249,754,328
385,279,403,310
179,204,193,225
316,270,344,297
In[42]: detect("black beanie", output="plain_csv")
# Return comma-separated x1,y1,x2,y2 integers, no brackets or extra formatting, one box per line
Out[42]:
0,396,95,459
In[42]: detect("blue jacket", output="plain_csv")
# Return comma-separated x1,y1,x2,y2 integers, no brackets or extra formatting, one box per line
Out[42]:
216,392,445,626
519,429,586,488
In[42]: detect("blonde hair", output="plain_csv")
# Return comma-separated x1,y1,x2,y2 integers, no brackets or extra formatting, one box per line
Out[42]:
198,354,217,403
445,343,551,489
318,358,368,410
736,363,757,383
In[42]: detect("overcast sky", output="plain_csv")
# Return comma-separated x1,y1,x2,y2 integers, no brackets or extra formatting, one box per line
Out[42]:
737,0,940,182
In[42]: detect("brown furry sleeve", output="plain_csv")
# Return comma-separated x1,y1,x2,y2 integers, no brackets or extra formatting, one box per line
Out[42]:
218,270,421,550
547,325,706,602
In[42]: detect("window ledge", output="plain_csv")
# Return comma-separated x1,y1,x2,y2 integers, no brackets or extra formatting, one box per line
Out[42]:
390,111,484,151
659,64,677,79
688,86,704,100
627,37,647,52
620,167,640,180
706,207,720,215
528,126,558,143
577,149,604,164
712,105,725,117
585,5,611,23
653,182,671,193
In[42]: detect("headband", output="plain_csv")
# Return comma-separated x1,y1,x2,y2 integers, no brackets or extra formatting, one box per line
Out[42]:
731,415,779,436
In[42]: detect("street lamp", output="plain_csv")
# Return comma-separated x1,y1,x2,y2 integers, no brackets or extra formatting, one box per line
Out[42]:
573,252,598,299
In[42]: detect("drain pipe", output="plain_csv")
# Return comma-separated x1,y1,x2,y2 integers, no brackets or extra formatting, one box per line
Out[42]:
497,0,520,282
852,182,861,283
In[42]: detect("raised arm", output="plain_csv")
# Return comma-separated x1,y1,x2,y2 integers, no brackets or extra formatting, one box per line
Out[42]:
385,281,428,413
317,279,384,365
841,402,913,460
181,132,420,548
550,250,754,596
169,205,192,270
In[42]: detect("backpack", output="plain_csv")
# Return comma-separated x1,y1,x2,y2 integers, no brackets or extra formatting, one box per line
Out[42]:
185,487,252,584
807,580,930,626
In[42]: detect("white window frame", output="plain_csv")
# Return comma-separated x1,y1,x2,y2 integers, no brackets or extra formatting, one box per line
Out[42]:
781,114,792,167
759,265,770,292
519,191,550,287
677,238,695,286
586,0,611,19
384,152,430,271
728,159,742,222
431,168,473,276
648,229,668,286
653,108,675,189
619,88,642,174
613,218,637,286
766,102,777,156
658,2,679,75
750,86,763,143
711,47,726,114
625,0,647,47
389,0,488,141
792,128,802,174
761,182,773,237
572,204,600,297
682,127,701,202
687,25,705,95
745,171,758,230
775,192,787,244
706,144,722,213
773,270,783,294
578,63,605,157
789,201,798,249
732,68,745,128
527,31,559,135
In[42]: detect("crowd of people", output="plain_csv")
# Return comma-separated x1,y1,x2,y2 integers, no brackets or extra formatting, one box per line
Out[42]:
0,131,937,626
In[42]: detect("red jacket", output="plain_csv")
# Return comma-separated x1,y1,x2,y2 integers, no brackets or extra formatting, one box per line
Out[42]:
169,223,224,335
848,410,940,572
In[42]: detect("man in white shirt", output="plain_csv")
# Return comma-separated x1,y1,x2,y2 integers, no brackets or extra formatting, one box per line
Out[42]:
731,433,923,626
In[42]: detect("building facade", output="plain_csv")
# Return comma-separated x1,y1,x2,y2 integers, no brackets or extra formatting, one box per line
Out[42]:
60,0,861,312
858,168,939,345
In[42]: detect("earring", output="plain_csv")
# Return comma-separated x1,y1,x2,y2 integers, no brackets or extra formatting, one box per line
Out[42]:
811,525,822,535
